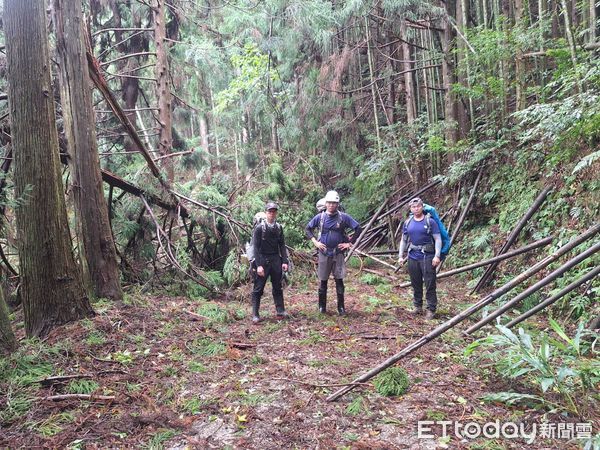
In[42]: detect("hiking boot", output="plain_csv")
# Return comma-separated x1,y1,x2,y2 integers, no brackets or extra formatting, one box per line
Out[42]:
318,293,327,314
276,309,289,319
337,295,346,316
251,315,261,324
411,307,423,316
425,310,436,320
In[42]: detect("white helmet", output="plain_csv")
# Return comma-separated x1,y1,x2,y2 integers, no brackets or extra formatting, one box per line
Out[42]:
316,198,326,212
324,190,340,203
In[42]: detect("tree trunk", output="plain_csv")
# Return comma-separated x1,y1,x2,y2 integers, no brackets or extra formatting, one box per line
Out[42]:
561,0,583,92
5,0,94,338
400,22,417,125
442,8,459,152
590,0,597,43
153,0,174,182
514,0,527,110
455,0,471,137
108,0,145,159
54,0,123,301
0,286,17,354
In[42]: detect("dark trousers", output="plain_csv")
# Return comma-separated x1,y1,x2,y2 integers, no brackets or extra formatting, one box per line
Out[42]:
408,256,438,312
252,255,284,311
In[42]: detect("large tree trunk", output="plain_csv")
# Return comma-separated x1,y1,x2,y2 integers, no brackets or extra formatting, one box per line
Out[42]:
54,0,123,301
153,0,174,183
0,286,17,354
5,0,93,338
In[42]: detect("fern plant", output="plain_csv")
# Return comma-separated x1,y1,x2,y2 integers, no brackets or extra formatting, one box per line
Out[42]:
373,367,410,397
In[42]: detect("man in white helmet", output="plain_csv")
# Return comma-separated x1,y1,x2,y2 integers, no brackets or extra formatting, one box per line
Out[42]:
305,191,361,315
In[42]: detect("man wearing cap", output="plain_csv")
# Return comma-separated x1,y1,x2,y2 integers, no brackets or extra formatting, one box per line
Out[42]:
398,197,442,319
305,191,362,315
251,202,289,323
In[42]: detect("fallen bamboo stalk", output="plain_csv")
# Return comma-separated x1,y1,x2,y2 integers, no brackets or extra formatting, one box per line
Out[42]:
353,249,397,270
43,394,116,402
378,180,441,222
506,265,600,328
346,198,389,261
465,240,600,334
472,185,553,293
325,224,599,402
396,236,554,287
448,169,483,248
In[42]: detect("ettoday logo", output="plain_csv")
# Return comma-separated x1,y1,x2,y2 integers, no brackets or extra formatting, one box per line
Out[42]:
417,420,593,444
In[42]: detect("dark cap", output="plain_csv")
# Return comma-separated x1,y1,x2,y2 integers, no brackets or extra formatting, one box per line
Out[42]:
408,197,423,206
265,201,279,211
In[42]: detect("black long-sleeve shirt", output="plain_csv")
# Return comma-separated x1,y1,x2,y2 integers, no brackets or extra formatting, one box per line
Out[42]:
252,221,289,267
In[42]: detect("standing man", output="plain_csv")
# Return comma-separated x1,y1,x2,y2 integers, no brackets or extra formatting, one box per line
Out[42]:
251,202,289,323
398,197,442,319
306,191,362,315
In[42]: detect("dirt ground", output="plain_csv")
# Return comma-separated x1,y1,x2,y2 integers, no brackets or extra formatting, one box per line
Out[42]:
0,267,597,449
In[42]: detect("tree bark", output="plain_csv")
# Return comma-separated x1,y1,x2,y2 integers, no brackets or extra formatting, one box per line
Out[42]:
54,0,123,301
153,0,174,183
400,22,417,125
441,4,459,153
5,0,93,338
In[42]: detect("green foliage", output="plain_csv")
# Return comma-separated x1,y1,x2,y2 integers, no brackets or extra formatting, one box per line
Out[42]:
66,379,100,395
466,324,599,414
223,249,247,286
0,340,61,423
188,337,227,356
359,273,385,285
345,395,366,416
373,367,410,397
196,301,231,326
142,429,178,450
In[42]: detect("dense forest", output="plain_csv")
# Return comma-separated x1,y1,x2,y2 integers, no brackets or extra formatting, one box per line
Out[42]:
0,0,598,447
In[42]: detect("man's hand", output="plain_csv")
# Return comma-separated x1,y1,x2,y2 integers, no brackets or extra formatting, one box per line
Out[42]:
338,242,351,251
312,238,326,251
282,263,288,272
257,266,265,277
398,257,407,266
432,256,441,267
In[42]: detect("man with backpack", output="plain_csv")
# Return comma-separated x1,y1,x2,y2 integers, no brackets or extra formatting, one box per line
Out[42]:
251,202,289,323
398,197,442,320
305,191,362,316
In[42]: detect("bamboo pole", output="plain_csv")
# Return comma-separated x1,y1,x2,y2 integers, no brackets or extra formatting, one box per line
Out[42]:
449,169,483,247
472,185,552,293
506,265,600,328
465,240,600,334
346,198,389,261
396,236,554,287
378,180,441,222
354,249,397,271
325,224,599,402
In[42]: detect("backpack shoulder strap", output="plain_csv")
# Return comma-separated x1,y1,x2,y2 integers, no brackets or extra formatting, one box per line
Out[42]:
261,220,267,240
318,211,326,236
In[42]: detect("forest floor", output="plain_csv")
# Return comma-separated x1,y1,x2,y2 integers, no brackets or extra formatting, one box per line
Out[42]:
1,265,597,449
